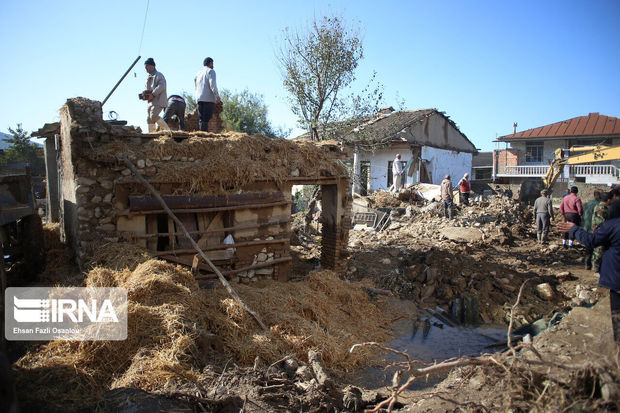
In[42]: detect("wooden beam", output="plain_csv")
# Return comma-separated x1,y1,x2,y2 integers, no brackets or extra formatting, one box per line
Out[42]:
134,219,290,239
117,200,291,216
151,238,289,256
221,257,292,276
129,191,285,211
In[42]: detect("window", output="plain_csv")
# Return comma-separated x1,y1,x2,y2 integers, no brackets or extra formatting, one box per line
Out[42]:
387,160,407,186
525,142,544,163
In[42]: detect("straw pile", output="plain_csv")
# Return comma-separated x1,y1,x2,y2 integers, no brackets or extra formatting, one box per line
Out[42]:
88,133,348,194
206,270,391,371
15,258,390,410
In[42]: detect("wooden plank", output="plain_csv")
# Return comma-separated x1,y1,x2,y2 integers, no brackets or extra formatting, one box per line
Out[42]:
197,212,223,249
133,219,290,239
161,254,233,272
177,213,197,249
129,192,285,211
152,238,289,256
146,215,158,250
117,216,146,248
221,257,292,276
116,200,291,216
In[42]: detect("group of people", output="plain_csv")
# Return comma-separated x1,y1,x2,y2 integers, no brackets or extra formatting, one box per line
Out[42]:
140,57,221,133
439,173,471,219
532,185,620,343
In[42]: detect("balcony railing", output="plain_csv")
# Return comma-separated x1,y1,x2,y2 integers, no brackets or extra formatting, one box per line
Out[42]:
502,165,548,176
497,164,620,181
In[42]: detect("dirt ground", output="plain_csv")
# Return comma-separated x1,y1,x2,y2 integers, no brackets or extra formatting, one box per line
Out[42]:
5,194,620,412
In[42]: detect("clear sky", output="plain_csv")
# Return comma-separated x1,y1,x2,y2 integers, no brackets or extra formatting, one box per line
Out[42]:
1,0,619,151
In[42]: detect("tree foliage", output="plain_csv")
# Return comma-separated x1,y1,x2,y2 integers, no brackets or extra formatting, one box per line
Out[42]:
182,91,197,114
277,15,381,141
1,124,45,175
220,89,289,138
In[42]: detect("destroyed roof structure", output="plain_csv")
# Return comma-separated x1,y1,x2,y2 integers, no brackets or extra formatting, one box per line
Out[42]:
35,97,352,280
299,107,477,191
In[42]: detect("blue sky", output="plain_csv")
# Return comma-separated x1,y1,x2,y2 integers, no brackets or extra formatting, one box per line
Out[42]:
1,0,618,151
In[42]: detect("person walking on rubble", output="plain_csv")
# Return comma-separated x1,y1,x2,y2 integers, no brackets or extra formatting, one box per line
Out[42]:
591,192,613,273
141,58,170,133
391,154,404,193
163,94,186,130
533,189,553,244
560,186,583,248
583,190,602,270
457,173,471,206
558,217,620,344
441,174,454,219
195,57,221,132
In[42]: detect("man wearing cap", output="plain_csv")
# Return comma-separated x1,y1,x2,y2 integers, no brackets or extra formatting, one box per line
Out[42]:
440,174,453,219
533,189,553,244
195,57,221,132
141,58,170,132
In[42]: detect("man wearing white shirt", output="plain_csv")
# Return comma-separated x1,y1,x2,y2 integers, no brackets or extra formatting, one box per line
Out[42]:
392,153,404,193
195,57,221,131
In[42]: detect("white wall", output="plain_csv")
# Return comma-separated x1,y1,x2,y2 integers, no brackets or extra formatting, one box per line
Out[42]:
421,146,472,185
357,146,472,191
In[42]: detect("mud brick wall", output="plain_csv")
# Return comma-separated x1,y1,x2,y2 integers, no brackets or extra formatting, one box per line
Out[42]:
55,98,351,281
184,102,223,132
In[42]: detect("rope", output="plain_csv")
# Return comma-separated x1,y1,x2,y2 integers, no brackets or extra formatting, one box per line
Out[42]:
137,0,150,55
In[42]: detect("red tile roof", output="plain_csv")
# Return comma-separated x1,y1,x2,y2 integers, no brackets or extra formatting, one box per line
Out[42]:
498,113,620,141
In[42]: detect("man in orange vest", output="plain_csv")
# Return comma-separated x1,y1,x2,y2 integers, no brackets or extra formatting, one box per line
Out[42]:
458,173,471,206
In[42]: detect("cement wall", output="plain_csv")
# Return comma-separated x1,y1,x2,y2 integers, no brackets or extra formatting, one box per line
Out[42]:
405,112,476,153
421,146,472,185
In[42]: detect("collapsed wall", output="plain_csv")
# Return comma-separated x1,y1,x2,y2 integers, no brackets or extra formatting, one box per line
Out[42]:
45,98,352,281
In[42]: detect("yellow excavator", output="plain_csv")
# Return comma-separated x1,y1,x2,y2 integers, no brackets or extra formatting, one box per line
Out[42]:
543,144,620,189
519,144,620,204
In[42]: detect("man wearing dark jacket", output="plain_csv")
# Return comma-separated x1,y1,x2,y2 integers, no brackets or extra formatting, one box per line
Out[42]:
559,218,620,343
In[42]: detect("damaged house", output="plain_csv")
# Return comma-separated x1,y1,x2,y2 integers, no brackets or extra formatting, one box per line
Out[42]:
36,98,352,282
300,107,477,195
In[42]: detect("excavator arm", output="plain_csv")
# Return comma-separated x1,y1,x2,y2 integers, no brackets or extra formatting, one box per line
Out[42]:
542,145,620,189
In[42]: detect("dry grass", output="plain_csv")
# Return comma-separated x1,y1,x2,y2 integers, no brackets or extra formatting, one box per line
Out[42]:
86,133,348,194
15,259,390,410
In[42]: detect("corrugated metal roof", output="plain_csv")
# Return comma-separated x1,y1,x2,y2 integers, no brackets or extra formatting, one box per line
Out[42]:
498,113,620,141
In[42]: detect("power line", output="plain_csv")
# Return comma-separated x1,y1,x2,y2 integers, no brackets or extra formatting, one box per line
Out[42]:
137,0,150,55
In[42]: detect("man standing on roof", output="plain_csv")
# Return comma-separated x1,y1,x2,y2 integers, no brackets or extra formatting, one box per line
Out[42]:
391,154,404,193
141,58,170,133
457,173,471,205
441,174,453,219
560,186,583,248
533,189,553,244
195,57,221,132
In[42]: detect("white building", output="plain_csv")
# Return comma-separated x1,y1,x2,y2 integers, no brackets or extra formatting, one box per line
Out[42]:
341,108,476,194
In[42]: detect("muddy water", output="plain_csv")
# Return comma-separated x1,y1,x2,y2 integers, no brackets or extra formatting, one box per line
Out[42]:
347,317,506,391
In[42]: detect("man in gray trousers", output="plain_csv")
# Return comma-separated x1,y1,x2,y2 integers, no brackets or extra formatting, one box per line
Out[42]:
533,189,554,243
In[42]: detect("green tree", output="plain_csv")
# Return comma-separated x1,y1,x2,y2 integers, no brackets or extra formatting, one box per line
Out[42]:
220,88,289,138
182,91,197,114
277,15,378,141
1,124,45,175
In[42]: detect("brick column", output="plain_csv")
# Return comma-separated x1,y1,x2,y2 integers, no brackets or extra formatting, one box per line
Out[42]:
320,180,351,273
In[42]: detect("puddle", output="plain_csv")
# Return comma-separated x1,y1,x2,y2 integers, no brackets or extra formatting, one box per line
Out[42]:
347,316,507,391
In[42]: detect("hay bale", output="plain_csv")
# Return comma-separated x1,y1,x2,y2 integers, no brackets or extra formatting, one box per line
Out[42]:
15,262,389,410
